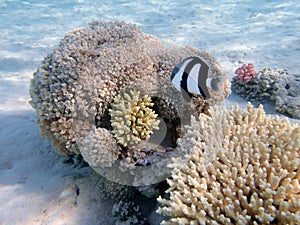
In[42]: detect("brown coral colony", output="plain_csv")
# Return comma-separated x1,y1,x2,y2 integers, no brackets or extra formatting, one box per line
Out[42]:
30,21,228,170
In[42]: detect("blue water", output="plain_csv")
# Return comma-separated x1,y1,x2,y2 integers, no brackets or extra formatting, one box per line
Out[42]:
1,0,299,48
0,2,299,224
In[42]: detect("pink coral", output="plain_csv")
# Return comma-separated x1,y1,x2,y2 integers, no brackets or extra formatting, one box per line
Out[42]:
235,63,257,83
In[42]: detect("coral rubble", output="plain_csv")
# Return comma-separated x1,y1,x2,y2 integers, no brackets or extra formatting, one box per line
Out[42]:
157,103,300,224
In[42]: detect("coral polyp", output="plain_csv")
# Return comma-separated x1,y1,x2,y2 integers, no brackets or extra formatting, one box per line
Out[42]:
109,90,160,147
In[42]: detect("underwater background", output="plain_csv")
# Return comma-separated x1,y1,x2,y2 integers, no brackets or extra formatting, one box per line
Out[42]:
0,0,299,224
1,0,300,111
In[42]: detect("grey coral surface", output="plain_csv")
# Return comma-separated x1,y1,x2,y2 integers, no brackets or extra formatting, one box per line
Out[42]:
30,21,229,186
274,73,300,119
112,200,148,225
231,67,300,119
96,175,137,202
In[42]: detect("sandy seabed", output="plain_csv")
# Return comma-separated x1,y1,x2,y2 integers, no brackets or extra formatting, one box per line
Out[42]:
0,0,299,224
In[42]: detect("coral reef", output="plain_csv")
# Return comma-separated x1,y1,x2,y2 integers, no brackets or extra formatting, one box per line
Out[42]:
231,67,288,102
157,103,300,224
30,21,230,185
232,67,300,119
235,63,257,83
109,90,160,147
30,21,229,156
112,200,148,225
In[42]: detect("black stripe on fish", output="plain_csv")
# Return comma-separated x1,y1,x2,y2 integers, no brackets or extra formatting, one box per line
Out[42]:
170,56,211,99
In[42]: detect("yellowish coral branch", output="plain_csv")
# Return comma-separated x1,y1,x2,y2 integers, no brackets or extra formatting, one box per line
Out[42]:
109,90,160,147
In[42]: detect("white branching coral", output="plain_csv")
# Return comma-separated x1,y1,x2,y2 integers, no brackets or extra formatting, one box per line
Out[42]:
157,103,300,225
109,90,160,147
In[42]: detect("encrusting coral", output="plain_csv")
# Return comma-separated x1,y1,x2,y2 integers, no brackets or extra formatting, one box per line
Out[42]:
109,90,160,147
157,103,300,224
30,21,229,156
232,67,300,119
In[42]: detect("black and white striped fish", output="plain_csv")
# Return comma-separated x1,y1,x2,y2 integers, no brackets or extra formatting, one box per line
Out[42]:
170,56,222,100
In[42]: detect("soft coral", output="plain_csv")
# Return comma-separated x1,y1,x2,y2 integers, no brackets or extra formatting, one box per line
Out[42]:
235,63,257,83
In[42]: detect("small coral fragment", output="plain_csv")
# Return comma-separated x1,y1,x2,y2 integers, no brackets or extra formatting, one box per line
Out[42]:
109,90,160,147
232,67,289,102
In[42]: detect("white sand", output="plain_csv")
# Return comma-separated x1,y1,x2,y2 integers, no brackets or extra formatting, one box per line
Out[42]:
0,0,299,224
